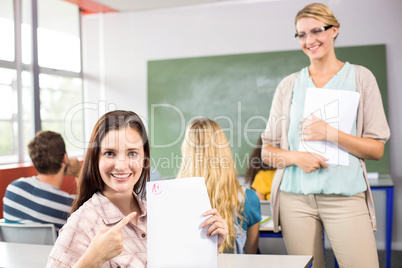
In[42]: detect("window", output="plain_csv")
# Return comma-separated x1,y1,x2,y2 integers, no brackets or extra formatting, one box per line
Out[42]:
0,68,18,162
39,74,84,155
0,1,15,62
0,0,84,164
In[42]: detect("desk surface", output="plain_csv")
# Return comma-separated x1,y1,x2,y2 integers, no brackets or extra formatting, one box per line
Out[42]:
369,174,393,187
0,242,312,268
0,242,52,267
218,254,312,268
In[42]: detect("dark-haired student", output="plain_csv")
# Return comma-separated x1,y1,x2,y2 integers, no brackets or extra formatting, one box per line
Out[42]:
244,135,276,201
3,130,80,230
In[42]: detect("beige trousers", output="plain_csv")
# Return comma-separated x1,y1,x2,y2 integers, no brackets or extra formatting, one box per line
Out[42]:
279,191,379,268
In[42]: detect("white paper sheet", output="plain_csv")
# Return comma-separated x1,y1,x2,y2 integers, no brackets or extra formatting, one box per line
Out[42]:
260,216,274,229
299,88,360,166
147,177,217,268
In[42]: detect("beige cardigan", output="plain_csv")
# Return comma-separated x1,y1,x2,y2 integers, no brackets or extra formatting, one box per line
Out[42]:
262,65,391,232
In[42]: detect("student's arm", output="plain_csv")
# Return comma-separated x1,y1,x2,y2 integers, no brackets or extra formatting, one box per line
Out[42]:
244,223,260,254
65,158,82,177
202,209,228,252
300,115,384,160
73,212,136,268
255,190,266,201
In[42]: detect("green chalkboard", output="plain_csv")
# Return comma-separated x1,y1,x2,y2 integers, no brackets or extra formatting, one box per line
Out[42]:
148,45,389,178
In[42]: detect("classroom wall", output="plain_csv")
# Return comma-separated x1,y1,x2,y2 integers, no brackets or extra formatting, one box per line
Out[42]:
81,0,402,250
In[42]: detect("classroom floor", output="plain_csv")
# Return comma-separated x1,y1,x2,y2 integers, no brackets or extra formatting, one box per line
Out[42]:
324,249,402,268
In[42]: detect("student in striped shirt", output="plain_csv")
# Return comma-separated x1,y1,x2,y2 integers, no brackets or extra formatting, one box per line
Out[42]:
3,130,80,230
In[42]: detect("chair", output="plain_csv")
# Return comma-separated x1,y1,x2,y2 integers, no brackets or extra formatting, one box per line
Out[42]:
0,222,57,245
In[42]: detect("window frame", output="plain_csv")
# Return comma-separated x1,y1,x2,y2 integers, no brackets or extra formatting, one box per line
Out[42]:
0,0,84,164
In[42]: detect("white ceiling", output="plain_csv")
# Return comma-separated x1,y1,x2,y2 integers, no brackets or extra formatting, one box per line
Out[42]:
91,0,247,12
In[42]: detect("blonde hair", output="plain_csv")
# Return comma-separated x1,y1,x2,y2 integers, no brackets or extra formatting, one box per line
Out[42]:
178,118,245,253
295,3,340,34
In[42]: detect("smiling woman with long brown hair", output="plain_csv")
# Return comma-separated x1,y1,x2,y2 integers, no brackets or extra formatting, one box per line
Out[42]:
47,111,228,267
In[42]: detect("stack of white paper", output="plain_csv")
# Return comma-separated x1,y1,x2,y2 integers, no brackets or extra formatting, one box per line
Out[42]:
367,172,380,180
147,177,217,268
299,88,360,166
259,216,274,229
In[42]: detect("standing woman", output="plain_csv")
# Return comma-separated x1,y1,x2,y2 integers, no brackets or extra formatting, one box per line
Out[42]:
261,3,390,268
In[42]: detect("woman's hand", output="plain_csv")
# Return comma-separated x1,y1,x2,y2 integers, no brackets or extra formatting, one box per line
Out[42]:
293,151,328,173
299,114,338,142
202,209,228,251
300,114,385,160
73,212,136,268
297,115,331,172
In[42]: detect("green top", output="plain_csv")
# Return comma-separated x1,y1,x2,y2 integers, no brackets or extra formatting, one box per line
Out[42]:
280,62,367,196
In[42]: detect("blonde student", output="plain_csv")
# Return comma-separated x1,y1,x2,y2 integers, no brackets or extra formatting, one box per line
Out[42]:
178,118,261,254
261,3,390,268
47,110,228,267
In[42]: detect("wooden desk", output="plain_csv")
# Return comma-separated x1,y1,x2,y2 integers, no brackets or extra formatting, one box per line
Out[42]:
0,242,52,268
0,242,312,268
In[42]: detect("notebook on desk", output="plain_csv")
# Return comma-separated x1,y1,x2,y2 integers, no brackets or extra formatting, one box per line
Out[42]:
259,201,275,230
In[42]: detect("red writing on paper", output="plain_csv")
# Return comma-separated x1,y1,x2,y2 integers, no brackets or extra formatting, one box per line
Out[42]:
152,183,162,195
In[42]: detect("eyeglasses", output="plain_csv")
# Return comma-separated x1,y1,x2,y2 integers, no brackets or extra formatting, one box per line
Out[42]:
294,25,334,40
